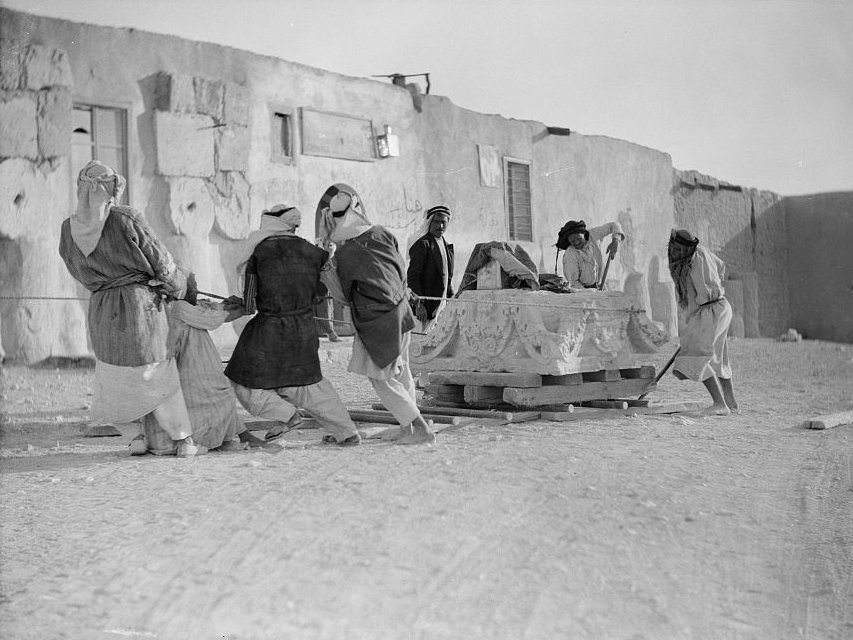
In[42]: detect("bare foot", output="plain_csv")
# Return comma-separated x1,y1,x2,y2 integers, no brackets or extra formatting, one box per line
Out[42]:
369,425,414,441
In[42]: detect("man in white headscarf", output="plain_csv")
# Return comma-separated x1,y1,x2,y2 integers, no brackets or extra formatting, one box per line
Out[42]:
59,160,199,457
225,204,361,445
318,185,435,446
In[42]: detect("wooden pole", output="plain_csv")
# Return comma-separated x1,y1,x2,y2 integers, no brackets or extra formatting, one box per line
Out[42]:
637,347,681,400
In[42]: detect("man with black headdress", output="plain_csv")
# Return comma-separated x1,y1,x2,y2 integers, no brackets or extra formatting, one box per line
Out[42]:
556,219,625,289
407,204,454,329
667,228,739,416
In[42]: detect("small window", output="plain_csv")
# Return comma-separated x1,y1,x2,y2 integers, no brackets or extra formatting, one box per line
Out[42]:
271,108,294,163
72,104,129,204
505,159,532,242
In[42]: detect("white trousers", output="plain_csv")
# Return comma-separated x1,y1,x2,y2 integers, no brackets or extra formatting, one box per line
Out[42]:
232,378,358,441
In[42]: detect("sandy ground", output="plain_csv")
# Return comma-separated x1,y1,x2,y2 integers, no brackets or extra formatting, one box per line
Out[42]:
1,337,852,640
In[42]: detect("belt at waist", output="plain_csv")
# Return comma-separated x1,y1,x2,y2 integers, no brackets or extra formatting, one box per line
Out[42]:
93,274,152,292
257,306,312,318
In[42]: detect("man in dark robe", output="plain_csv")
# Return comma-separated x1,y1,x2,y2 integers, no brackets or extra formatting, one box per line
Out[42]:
224,205,360,445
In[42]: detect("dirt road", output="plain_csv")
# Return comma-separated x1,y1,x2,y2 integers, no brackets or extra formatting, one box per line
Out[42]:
1,338,851,639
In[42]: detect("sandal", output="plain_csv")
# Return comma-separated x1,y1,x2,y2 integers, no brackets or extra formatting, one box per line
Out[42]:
265,414,304,442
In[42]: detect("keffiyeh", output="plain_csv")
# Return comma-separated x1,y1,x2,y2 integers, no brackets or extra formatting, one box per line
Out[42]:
69,160,127,256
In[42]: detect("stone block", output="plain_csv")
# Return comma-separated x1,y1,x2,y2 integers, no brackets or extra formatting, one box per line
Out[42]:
217,124,250,172
0,95,38,159
19,45,73,90
193,77,224,120
223,83,250,126
154,111,215,177
477,260,507,290
0,43,22,90
410,289,670,375
0,158,51,239
649,278,678,340
37,88,72,158
723,279,745,338
166,177,215,237
730,271,760,338
212,172,251,240
154,72,195,113
623,270,650,311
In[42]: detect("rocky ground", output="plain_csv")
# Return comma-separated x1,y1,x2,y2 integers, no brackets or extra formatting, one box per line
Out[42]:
0,337,852,640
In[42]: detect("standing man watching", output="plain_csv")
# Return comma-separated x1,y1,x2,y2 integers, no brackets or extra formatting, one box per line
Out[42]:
557,219,625,290
407,205,454,330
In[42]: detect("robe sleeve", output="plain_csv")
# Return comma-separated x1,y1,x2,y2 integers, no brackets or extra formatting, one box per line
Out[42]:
588,221,625,242
129,210,187,298
690,248,725,305
171,300,229,331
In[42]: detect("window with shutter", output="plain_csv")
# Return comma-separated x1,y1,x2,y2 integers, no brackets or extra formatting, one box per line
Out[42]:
72,104,129,204
505,159,532,241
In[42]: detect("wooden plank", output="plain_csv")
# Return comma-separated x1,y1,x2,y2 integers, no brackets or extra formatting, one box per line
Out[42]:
244,419,284,432
628,401,704,415
301,107,376,161
429,398,520,411
422,383,464,402
804,410,853,430
504,378,654,407
542,373,583,386
582,369,622,382
620,366,656,379
581,400,629,410
504,411,541,424
541,407,616,422
372,403,515,421
464,385,504,404
429,371,543,388
349,409,461,426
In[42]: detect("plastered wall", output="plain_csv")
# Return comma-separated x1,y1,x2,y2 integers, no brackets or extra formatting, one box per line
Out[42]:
785,192,853,343
5,7,830,362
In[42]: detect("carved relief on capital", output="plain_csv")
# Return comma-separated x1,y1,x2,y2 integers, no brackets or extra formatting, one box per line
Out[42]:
410,289,669,375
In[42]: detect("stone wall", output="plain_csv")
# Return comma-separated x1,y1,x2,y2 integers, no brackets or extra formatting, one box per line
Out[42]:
0,7,748,361
672,169,790,338
784,192,853,343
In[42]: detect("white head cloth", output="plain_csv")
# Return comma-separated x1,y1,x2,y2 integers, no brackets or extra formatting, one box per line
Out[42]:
70,160,126,256
318,189,372,246
406,204,452,252
236,205,303,277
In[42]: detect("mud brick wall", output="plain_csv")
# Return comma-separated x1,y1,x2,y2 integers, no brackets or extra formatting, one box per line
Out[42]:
673,170,790,338
785,192,853,343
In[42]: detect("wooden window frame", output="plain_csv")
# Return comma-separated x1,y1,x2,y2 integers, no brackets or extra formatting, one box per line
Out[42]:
71,100,132,204
503,156,533,242
270,105,297,165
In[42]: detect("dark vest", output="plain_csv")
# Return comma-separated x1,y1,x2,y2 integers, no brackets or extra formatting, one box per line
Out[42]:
225,235,328,389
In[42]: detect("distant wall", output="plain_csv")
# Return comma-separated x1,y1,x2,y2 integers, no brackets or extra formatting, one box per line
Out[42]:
673,170,789,338
785,192,853,343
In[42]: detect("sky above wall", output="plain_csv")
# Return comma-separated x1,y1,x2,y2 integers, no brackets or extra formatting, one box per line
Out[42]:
5,0,852,196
